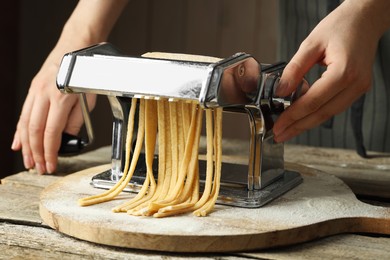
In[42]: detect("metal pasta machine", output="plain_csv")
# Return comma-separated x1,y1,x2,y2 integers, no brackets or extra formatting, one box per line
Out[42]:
57,43,308,208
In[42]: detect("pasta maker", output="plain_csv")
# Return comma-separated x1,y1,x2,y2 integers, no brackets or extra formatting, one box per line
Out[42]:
57,43,308,208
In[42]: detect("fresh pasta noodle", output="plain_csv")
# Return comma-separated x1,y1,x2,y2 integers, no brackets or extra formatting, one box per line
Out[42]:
78,98,141,206
79,97,223,218
112,99,157,213
79,53,223,218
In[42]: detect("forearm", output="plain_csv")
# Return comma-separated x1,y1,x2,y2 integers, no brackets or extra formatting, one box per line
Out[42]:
63,0,129,43
342,0,390,38
49,0,129,64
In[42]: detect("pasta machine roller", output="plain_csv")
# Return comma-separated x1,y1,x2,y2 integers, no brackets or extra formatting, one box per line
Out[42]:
57,42,308,208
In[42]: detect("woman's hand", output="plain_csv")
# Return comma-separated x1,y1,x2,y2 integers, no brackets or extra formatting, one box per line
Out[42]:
273,0,390,143
12,49,97,174
11,0,128,174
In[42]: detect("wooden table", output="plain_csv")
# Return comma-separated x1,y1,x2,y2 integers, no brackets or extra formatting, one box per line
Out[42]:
1,144,389,259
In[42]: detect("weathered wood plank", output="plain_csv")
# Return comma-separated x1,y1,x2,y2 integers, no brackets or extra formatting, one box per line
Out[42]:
3,143,389,205
0,146,110,226
1,146,110,188
1,143,389,258
0,223,241,260
284,145,390,199
244,234,390,260
201,139,390,199
1,222,389,259
0,184,43,225
39,163,390,253
3,142,390,201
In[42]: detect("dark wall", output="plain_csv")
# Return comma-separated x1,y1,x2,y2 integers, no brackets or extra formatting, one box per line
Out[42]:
1,1,20,178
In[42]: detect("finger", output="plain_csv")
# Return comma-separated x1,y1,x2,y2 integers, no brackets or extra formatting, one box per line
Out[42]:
64,94,96,135
274,83,363,143
28,96,50,174
17,94,35,169
277,40,324,97
64,105,84,135
44,95,74,174
274,65,345,138
11,131,21,151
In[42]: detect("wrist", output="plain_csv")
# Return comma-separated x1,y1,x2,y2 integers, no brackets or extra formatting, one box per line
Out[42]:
48,17,110,67
60,22,104,46
36,0,129,75
60,0,128,46
343,0,390,37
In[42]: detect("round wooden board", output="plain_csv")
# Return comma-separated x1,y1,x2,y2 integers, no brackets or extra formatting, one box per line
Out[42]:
39,163,390,253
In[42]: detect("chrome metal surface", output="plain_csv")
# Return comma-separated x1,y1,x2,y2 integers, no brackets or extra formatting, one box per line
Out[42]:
58,54,214,102
57,42,308,208
107,96,126,179
91,158,303,208
79,93,94,147
57,43,262,109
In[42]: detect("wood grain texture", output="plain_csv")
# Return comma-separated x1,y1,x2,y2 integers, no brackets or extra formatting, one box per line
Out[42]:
0,183,42,225
1,222,389,260
284,145,390,199
242,234,390,260
0,223,218,260
1,204,388,259
39,163,390,253
2,145,389,258
201,139,390,199
2,146,110,188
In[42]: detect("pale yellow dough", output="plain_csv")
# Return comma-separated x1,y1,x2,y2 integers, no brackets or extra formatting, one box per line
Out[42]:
79,53,223,218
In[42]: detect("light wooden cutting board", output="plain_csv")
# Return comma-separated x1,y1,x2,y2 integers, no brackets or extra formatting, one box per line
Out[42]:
39,163,390,253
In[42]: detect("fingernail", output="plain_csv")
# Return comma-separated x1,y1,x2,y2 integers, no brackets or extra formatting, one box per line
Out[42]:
35,163,46,174
274,134,283,143
11,138,19,150
273,127,281,138
275,79,289,97
273,122,284,138
46,162,55,174
274,131,289,143
23,155,34,169
273,130,280,143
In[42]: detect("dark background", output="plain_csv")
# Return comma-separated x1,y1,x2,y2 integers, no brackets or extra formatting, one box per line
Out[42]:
1,0,277,178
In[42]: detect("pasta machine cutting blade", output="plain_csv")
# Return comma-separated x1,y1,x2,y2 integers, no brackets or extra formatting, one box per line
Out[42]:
57,42,308,208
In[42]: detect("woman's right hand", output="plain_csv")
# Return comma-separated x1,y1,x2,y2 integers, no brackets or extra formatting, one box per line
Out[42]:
11,0,129,174
12,49,97,174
